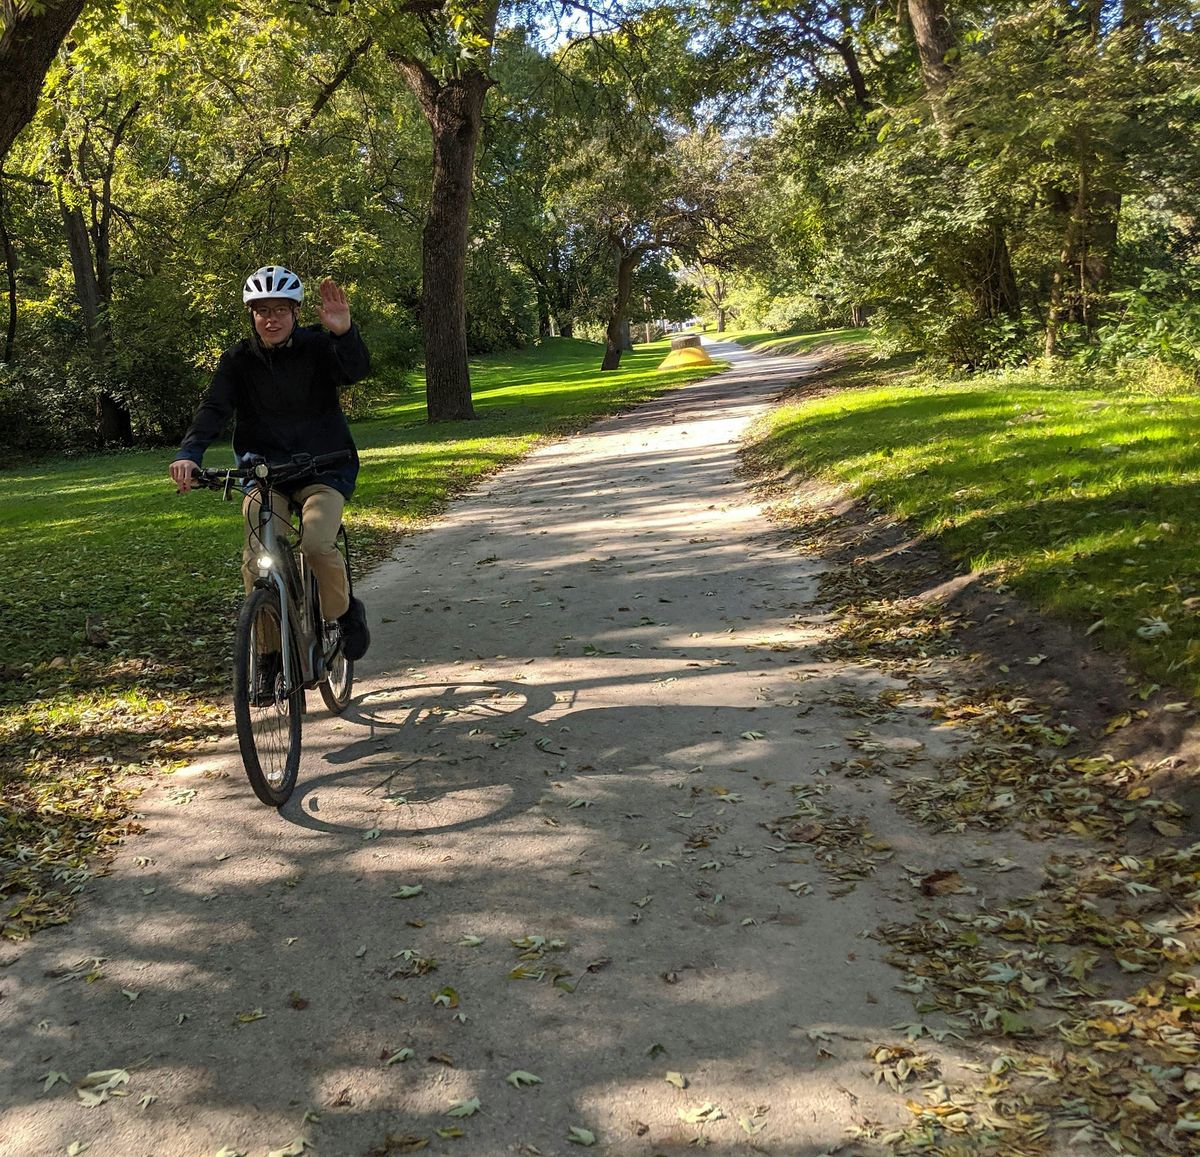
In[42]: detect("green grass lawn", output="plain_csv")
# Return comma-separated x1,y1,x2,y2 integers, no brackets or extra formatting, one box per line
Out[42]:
723,325,872,357
747,365,1200,697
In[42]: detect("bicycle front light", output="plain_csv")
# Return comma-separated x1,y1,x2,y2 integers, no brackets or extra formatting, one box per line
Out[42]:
255,553,273,574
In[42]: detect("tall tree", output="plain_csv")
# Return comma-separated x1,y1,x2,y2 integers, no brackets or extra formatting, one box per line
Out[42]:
386,0,501,421
0,1,86,166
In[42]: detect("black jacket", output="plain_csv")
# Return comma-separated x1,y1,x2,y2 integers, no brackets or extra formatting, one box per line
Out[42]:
175,323,371,497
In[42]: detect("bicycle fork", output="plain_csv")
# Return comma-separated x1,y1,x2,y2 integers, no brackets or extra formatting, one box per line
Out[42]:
252,496,304,700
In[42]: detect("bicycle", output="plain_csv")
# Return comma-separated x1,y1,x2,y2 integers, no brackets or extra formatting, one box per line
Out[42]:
193,451,357,806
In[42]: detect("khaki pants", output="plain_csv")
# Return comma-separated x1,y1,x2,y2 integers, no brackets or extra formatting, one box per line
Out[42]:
242,483,350,621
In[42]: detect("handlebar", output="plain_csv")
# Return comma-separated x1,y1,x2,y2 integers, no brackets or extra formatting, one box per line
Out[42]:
191,450,352,495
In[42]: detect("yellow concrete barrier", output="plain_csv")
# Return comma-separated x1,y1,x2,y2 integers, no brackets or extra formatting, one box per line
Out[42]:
658,345,714,370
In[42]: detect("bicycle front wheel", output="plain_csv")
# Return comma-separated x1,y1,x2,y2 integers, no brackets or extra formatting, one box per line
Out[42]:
233,587,301,807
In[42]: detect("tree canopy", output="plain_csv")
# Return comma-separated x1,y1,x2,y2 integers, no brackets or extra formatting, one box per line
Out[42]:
2,0,1199,455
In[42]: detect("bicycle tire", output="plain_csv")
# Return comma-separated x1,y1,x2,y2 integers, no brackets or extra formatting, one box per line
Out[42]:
318,525,355,714
233,587,302,806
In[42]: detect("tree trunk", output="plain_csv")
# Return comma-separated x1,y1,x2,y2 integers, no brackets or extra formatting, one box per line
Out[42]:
1085,188,1121,333
601,250,638,372
0,180,16,362
60,200,105,354
1045,165,1089,359
907,0,1021,329
716,307,726,332
0,0,86,166
968,220,1021,321
559,319,574,338
906,0,954,103
60,199,132,444
395,59,492,422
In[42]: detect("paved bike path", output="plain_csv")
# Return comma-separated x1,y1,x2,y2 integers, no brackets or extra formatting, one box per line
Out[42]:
2,340,988,1156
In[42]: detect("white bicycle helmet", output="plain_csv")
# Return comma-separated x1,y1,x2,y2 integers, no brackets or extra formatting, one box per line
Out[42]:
243,265,304,304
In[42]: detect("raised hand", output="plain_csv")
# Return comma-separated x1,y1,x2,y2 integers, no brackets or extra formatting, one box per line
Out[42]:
318,278,352,336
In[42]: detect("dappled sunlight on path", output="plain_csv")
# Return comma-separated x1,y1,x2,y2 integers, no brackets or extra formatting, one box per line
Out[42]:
1,345,1048,1155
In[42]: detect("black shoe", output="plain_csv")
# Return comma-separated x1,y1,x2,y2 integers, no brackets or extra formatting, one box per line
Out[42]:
252,651,282,705
339,597,370,661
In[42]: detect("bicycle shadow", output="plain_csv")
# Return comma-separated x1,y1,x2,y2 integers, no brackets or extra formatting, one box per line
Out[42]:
277,678,565,837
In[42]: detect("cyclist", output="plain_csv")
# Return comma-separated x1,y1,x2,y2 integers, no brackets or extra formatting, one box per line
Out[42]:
169,265,371,661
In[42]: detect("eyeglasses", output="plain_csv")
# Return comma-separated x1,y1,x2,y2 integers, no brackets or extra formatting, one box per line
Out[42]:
250,303,295,319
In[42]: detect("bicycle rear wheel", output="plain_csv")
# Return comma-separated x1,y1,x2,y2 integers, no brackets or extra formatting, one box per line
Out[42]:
318,525,355,714
233,587,301,806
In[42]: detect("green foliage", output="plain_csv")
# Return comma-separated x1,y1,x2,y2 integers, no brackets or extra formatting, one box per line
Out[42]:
1093,270,1200,381
2,2,431,456
749,357,1200,695
464,243,537,353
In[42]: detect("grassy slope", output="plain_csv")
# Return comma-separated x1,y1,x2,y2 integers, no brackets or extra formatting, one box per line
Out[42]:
748,365,1200,697
725,325,872,357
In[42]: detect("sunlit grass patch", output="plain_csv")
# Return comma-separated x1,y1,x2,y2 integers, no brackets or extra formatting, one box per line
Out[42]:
726,325,872,357
747,366,1200,696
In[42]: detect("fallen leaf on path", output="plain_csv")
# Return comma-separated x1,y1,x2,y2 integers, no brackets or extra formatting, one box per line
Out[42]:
506,1070,542,1088
266,1139,310,1157
366,1135,429,1154
66,1144,89,1156
457,935,484,947
392,885,424,899
213,1148,246,1157
678,1102,725,1124
665,1071,687,1089
76,1068,129,1107
384,1048,414,1065
40,1070,70,1093
432,987,459,1008
446,1096,480,1117
234,1008,266,1023
566,1126,596,1146
434,1128,463,1139
918,870,964,897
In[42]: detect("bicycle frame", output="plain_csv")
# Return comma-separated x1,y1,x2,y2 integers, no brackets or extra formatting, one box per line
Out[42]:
245,469,323,699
